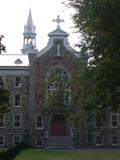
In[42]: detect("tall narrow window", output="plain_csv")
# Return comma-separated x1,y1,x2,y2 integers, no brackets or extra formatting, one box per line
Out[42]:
112,136,118,145
14,95,21,107
0,136,4,147
0,115,4,128
96,136,102,145
36,137,43,146
14,115,21,128
111,114,118,128
0,77,4,87
36,115,43,129
14,77,21,87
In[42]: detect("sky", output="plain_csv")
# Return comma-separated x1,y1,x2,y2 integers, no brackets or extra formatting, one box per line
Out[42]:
0,0,79,54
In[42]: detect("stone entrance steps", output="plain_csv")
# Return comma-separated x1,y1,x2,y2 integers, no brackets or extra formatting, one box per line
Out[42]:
46,136,74,149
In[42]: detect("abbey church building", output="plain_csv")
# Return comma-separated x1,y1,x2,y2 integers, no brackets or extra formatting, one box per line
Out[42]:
0,10,120,148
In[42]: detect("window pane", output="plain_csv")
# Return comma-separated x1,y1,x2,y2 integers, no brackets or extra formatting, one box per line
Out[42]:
36,116,43,128
0,136,4,146
112,136,118,145
15,77,21,87
14,115,20,127
112,115,118,127
14,136,21,145
0,77,4,87
15,95,21,106
37,137,43,146
96,136,102,145
0,115,4,127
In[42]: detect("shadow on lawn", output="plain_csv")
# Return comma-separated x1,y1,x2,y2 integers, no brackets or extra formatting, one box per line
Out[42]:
0,142,29,160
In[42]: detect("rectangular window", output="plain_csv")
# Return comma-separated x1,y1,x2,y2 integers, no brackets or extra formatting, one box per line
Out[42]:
14,115,21,128
96,136,102,145
14,77,21,87
36,115,43,129
14,95,21,107
112,136,118,145
13,135,21,146
0,136,4,147
0,115,4,128
36,137,43,146
0,77,4,87
111,114,118,128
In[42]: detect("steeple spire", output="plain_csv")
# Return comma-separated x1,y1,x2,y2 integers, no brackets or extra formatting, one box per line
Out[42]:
21,9,37,54
25,9,36,34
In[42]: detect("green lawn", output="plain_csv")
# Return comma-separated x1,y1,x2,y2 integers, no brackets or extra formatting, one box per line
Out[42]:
15,149,120,160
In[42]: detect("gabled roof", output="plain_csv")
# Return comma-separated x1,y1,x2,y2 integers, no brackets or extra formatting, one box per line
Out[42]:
48,29,69,37
37,26,79,58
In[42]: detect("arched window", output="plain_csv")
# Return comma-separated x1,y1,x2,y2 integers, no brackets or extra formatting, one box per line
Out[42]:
36,115,43,129
47,68,70,105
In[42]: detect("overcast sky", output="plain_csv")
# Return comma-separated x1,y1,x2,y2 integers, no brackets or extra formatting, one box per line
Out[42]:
0,0,79,54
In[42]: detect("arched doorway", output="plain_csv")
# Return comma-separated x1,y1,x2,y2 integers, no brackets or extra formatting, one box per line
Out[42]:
51,115,66,136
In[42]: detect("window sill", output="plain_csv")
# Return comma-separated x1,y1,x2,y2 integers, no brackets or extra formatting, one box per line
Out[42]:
14,106,22,108
36,127,43,130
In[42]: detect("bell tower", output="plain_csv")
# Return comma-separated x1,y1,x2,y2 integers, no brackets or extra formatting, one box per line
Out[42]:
21,9,38,54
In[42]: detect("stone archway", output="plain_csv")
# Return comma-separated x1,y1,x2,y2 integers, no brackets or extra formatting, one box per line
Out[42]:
51,115,66,136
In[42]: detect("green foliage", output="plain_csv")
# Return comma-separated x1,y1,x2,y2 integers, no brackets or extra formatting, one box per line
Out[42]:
0,142,29,160
0,88,10,113
13,149,120,160
0,35,6,54
45,74,70,114
65,0,120,121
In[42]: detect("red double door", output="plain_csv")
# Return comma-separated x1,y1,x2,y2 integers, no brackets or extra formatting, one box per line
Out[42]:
52,115,66,136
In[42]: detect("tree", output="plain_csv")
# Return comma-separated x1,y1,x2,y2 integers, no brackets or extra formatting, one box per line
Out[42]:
0,35,6,54
65,0,120,121
45,71,71,116
0,35,9,114
0,88,10,113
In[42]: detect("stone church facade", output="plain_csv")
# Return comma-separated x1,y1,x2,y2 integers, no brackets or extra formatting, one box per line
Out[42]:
0,10,120,148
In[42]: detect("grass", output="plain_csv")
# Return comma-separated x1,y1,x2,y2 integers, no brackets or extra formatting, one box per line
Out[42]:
15,149,120,160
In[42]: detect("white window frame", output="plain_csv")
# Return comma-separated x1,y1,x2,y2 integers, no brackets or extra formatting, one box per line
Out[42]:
95,135,102,146
13,135,21,146
14,76,21,88
111,135,118,146
0,76,4,87
14,115,21,128
0,135,4,147
14,95,21,107
36,115,43,129
36,137,43,147
111,113,118,128
0,114,5,128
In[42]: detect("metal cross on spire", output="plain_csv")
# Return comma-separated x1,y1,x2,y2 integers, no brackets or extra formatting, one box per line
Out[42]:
53,15,64,30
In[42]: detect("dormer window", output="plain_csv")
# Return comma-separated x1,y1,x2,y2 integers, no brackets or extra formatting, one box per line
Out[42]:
0,77,4,87
14,59,23,64
14,76,21,87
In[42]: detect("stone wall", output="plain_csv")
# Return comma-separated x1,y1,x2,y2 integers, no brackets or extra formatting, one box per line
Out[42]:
0,70,29,147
